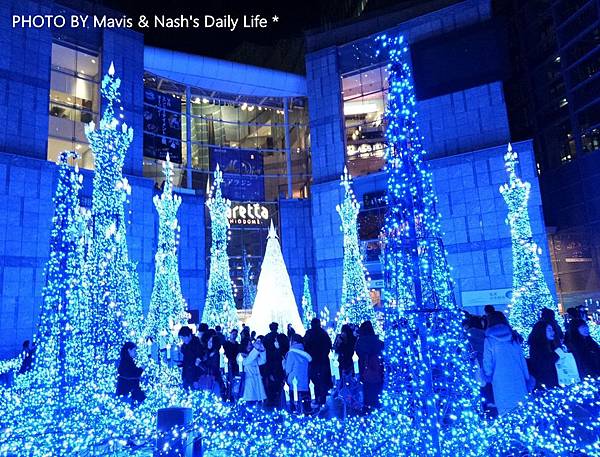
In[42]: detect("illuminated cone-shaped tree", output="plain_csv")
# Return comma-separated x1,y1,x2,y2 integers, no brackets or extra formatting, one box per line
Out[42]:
500,144,556,342
28,151,92,391
85,63,143,371
301,274,315,328
335,167,380,333
203,165,239,330
248,221,305,335
378,35,481,455
145,154,189,350
242,250,257,310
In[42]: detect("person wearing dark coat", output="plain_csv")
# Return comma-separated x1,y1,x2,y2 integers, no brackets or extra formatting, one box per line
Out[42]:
540,307,564,346
18,340,34,374
116,342,145,404
202,329,225,396
202,329,221,378
178,326,203,389
334,324,356,377
528,320,559,390
262,322,290,408
566,319,600,378
303,318,333,406
223,329,240,377
355,321,384,412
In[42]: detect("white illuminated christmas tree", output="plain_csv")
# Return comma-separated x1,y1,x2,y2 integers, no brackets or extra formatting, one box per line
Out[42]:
500,143,556,341
248,221,305,335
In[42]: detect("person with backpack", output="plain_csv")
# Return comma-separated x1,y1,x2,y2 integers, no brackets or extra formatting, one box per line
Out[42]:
355,320,384,413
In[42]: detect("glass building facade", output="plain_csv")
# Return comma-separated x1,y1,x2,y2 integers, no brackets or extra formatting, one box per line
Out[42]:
47,42,100,170
142,73,311,307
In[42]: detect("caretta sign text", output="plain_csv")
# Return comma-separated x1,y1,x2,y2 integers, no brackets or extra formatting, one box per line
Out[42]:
227,203,270,226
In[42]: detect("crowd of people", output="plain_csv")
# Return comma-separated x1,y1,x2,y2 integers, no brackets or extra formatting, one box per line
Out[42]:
113,306,599,417
116,318,384,414
463,305,600,416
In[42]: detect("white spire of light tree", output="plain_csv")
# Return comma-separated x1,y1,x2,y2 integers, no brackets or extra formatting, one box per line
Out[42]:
203,165,239,330
248,221,305,335
145,154,189,349
335,166,380,334
500,143,556,341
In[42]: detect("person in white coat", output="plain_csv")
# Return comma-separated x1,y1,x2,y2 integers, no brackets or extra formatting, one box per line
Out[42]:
483,317,531,416
242,336,267,404
283,335,312,413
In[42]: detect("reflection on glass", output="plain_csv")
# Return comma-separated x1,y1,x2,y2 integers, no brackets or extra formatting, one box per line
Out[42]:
47,43,99,170
342,66,389,177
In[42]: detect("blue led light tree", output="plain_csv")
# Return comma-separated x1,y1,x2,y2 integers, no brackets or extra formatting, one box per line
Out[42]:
85,62,143,369
28,151,91,390
500,144,556,341
335,167,379,333
241,250,257,310
377,34,481,455
145,155,189,350
203,165,239,330
301,274,315,328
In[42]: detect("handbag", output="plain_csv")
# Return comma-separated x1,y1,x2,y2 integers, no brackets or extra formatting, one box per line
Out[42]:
555,348,580,386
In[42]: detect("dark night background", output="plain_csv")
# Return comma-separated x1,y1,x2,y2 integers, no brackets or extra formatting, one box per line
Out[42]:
96,0,421,72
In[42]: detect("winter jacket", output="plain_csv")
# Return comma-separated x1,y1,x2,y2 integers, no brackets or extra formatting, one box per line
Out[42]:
180,335,203,386
242,348,267,402
334,333,356,374
283,342,312,391
304,326,333,392
527,322,559,389
263,331,289,380
116,353,145,402
355,334,384,384
568,333,600,378
223,340,240,376
483,324,530,415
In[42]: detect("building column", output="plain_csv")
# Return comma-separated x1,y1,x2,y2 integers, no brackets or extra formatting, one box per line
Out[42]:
185,86,193,189
284,97,293,199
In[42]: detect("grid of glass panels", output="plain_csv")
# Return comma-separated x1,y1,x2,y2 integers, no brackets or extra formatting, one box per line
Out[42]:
143,73,311,202
47,43,100,170
342,65,389,177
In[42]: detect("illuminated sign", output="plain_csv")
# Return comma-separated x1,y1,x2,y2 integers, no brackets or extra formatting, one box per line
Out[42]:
227,202,271,226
